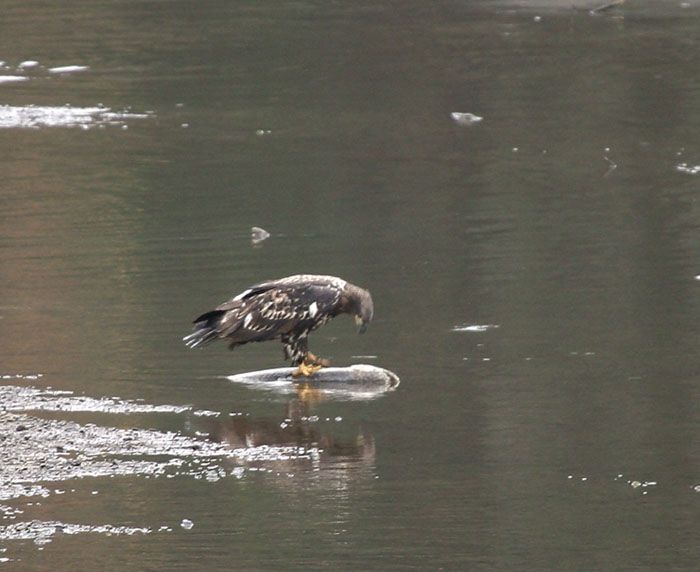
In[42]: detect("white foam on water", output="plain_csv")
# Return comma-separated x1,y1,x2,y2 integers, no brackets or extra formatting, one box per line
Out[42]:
0,104,153,129
17,60,39,69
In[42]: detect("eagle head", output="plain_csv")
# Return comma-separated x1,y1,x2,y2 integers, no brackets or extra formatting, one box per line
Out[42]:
344,283,374,334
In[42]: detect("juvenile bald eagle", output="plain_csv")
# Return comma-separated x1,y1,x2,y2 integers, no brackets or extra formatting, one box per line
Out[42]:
183,274,374,377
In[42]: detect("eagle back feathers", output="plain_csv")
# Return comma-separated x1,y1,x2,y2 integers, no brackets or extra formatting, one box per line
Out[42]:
183,275,371,359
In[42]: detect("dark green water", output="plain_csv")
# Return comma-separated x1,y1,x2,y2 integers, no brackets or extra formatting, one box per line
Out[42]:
2,0,700,569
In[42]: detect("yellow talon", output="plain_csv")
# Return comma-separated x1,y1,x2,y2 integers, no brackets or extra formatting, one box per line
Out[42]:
291,361,323,378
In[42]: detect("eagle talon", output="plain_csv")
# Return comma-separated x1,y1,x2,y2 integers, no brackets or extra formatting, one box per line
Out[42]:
292,361,323,378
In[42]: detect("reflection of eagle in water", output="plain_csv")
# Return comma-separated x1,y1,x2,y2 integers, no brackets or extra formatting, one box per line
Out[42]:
183,274,373,377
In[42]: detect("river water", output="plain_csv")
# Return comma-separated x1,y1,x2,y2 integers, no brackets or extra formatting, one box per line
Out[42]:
1,0,700,569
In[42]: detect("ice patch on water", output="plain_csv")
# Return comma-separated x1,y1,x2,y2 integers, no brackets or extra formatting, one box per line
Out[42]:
450,112,483,126
0,384,191,415
0,520,150,542
0,76,29,84
676,163,700,175
0,104,153,129
251,226,270,245
47,65,89,74
452,324,500,332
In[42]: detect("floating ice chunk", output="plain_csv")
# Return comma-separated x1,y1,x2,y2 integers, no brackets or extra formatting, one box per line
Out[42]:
18,60,39,69
452,324,499,332
48,65,89,74
0,76,29,84
676,163,700,175
251,226,270,245
450,112,483,126
180,519,194,530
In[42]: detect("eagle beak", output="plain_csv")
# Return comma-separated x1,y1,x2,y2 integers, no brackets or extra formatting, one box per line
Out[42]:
355,315,368,334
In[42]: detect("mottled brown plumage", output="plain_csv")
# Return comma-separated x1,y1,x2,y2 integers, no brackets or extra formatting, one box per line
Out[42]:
183,275,373,371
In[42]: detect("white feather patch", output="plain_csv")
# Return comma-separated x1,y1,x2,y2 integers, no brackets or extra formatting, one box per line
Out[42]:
244,313,253,327
234,289,252,301
309,302,318,317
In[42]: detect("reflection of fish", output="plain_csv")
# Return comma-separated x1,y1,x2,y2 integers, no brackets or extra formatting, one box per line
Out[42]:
184,275,374,377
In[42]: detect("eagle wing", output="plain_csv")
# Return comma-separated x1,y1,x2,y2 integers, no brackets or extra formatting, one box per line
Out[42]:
187,280,340,348
184,275,345,349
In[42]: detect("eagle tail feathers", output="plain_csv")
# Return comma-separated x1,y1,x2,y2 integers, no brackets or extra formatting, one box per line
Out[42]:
183,310,227,348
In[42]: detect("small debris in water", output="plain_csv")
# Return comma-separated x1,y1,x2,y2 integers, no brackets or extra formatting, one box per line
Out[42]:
255,129,272,136
180,519,194,530
533,15,542,22
450,112,483,126
603,155,617,177
251,226,270,245
18,60,39,69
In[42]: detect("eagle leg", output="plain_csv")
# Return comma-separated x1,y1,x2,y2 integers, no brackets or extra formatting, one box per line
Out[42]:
306,352,330,367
